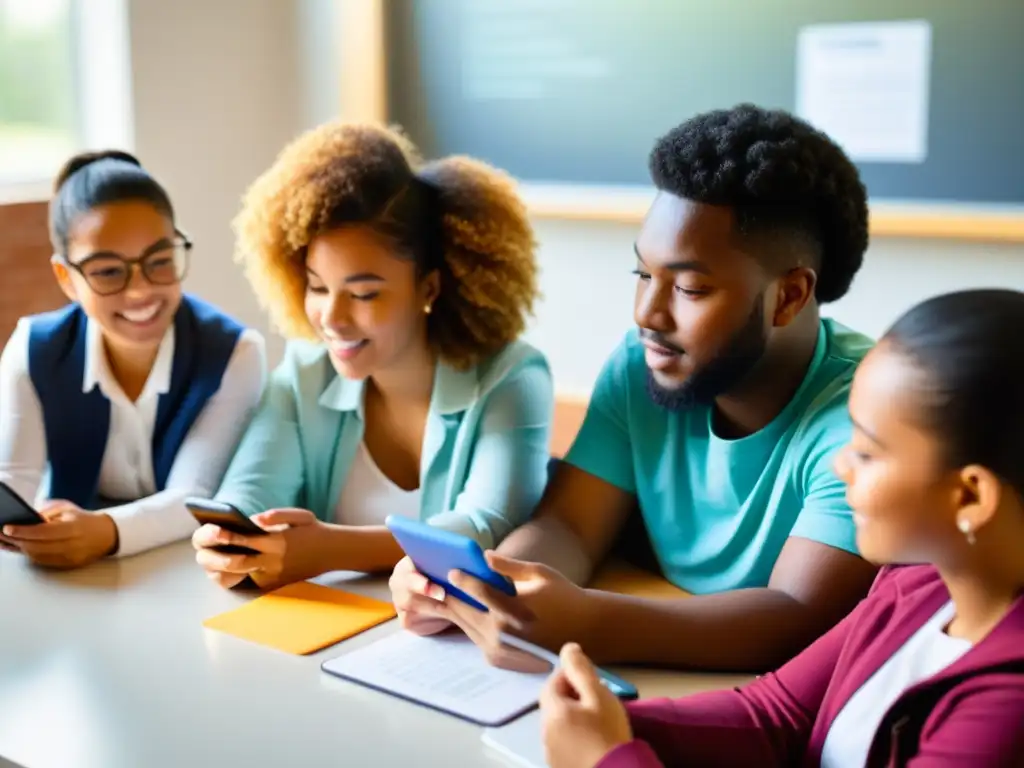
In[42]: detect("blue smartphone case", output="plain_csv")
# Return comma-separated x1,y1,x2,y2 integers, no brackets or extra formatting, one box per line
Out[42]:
597,670,639,701
385,515,516,612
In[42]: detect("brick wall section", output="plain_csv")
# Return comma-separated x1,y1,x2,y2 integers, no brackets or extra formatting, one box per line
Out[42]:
0,201,67,347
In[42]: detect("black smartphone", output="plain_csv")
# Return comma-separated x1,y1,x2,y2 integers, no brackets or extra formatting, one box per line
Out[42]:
184,497,266,554
0,481,45,528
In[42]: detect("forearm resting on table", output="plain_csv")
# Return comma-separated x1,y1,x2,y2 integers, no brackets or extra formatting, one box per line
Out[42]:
319,525,405,574
496,515,595,585
584,587,826,671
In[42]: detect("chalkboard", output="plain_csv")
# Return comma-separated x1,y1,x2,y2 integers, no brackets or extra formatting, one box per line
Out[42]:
387,0,1024,206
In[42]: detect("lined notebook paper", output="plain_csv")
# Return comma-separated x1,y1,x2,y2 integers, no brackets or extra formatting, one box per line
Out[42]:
321,630,549,726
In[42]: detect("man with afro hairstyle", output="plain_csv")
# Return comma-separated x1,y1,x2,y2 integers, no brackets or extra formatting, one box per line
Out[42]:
392,104,878,672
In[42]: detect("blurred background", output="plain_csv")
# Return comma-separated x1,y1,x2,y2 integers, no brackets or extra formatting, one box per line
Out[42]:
2,0,1022,414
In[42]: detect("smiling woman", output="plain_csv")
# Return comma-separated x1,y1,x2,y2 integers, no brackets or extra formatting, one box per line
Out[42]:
194,120,553,595
0,150,266,569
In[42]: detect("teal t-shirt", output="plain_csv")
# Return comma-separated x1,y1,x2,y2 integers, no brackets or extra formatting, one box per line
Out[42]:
565,319,873,595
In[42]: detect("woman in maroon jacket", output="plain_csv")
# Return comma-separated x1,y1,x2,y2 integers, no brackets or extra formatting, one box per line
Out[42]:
540,288,1024,768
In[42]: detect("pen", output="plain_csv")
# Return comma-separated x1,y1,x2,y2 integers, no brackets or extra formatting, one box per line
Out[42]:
497,632,639,700
498,631,562,670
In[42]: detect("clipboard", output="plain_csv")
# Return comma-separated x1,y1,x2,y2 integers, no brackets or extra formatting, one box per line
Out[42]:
482,709,547,768
321,630,549,727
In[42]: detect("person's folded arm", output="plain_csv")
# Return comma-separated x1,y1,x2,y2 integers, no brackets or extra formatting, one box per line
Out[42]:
580,428,878,670
106,330,267,557
427,359,554,550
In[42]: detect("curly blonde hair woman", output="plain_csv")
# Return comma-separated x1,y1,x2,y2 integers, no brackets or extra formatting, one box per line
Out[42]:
192,121,552,592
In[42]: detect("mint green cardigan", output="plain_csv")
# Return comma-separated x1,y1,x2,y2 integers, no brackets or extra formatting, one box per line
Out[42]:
215,339,553,549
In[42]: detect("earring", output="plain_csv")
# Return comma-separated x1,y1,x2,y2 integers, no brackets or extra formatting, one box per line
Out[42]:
424,303,432,315
958,518,977,546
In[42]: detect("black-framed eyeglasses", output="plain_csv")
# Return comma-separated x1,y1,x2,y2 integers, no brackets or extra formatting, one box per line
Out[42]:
59,230,192,296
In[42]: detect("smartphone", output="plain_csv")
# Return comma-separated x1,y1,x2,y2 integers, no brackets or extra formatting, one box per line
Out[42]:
385,515,516,612
184,497,266,554
0,481,45,528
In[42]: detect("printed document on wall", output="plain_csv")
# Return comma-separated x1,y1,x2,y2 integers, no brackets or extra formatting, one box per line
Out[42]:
796,20,932,163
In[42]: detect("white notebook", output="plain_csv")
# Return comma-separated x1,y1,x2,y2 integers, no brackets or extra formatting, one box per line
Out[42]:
321,631,549,727
482,709,547,768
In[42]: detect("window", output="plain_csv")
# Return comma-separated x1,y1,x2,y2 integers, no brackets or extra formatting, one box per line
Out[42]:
0,0,76,184
0,0,132,192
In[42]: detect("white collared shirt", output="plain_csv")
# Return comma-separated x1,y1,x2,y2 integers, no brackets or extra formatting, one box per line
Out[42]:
0,315,266,557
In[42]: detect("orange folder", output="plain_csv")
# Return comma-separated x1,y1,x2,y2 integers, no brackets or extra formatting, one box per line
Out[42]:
203,581,397,655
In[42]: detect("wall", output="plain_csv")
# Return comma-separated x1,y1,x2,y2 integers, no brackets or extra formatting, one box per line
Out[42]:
11,0,1021,411
525,219,1024,396
297,0,342,128
126,0,1024,416
127,0,307,365
0,202,66,346
0,0,306,362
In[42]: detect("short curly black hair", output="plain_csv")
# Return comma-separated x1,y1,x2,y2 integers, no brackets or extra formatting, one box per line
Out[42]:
649,103,869,304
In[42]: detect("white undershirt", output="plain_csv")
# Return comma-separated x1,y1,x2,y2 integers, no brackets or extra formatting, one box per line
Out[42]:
820,601,972,768
333,441,421,526
0,316,266,557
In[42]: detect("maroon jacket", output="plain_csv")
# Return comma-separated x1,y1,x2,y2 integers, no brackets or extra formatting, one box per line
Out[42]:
600,565,1024,767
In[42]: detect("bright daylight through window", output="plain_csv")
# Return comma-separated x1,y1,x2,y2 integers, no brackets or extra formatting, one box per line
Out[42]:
0,0,77,185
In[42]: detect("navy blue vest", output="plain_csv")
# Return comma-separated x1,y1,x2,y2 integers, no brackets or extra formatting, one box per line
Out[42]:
26,294,243,508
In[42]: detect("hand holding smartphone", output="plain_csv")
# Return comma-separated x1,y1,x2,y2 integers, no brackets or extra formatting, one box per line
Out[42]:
185,497,266,555
384,515,639,699
385,515,516,612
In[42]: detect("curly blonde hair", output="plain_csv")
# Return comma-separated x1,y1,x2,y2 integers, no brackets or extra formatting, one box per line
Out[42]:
233,121,538,369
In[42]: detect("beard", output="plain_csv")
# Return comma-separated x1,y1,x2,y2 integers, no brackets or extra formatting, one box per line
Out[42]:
645,295,768,412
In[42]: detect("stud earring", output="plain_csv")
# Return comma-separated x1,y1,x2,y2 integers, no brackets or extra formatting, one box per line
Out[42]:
957,518,976,546
424,303,432,315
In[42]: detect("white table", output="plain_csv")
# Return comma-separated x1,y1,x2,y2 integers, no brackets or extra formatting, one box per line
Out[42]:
0,543,751,768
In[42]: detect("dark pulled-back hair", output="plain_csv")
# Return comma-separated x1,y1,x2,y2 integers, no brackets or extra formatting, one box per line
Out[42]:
649,104,869,303
49,150,174,254
883,288,1024,497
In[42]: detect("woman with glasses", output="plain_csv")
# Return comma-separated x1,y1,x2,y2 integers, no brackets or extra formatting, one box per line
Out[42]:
192,121,551,591
0,150,266,568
